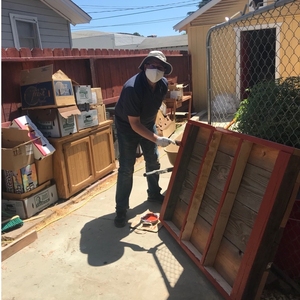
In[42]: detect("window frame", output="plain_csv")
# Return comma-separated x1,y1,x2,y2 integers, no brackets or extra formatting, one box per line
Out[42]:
9,13,42,49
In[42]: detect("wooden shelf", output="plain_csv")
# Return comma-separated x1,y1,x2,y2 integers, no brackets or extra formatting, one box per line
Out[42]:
164,93,192,119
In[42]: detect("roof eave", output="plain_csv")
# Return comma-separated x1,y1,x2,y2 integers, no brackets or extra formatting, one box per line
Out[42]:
40,0,91,25
173,0,221,31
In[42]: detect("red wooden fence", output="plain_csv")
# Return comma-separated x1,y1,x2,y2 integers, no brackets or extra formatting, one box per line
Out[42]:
1,48,191,122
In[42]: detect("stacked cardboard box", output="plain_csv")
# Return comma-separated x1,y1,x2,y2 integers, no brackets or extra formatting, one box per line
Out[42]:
2,183,58,219
73,86,107,130
21,64,80,138
91,87,107,123
1,125,58,219
20,65,107,136
73,85,99,130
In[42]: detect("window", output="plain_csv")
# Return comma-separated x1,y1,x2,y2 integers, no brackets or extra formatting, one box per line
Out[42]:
9,13,42,49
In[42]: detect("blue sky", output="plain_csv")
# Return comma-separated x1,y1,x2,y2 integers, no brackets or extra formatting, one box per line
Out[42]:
71,0,201,37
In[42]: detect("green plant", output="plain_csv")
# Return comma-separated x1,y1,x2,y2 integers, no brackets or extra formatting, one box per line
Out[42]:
234,76,300,149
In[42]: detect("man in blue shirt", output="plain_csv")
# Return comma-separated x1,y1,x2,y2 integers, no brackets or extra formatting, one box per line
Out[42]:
114,51,175,228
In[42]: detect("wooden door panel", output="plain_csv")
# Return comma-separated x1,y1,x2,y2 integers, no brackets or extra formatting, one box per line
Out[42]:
63,136,94,194
90,127,115,179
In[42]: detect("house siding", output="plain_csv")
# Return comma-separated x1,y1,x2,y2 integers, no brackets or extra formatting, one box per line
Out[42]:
187,2,245,112
188,25,212,112
207,11,300,103
182,0,300,112
2,0,71,49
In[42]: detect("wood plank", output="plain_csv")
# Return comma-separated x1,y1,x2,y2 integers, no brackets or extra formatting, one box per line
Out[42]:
235,164,272,212
204,140,253,266
223,200,257,251
2,231,38,262
190,215,212,254
89,58,97,87
217,133,241,157
207,151,235,190
199,183,223,224
241,153,300,299
178,169,198,205
187,143,207,175
254,263,272,300
232,151,296,299
162,123,203,220
181,240,203,262
171,198,188,230
181,131,222,241
247,143,279,172
214,237,244,287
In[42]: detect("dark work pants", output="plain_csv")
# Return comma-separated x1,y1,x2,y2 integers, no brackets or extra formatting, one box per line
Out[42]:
115,125,161,212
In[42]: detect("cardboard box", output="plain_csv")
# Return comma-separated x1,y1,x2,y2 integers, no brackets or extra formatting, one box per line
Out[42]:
2,180,51,201
11,168,23,194
74,85,93,105
21,163,38,193
2,183,58,219
168,83,187,100
3,163,38,194
28,106,80,138
76,109,99,130
20,65,76,109
2,127,35,171
91,87,103,105
3,170,15,193
155,110,176,138
96,104,106,123
11,115,56,160
35,156,53,185
76,102,91,112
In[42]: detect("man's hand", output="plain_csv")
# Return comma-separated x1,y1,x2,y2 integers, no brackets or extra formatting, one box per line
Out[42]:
156,137,176,147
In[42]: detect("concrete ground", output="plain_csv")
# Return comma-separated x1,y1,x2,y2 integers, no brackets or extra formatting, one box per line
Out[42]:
2,124,224,300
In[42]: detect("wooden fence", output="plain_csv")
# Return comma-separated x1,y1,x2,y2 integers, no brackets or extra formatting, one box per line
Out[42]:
1,48,191,122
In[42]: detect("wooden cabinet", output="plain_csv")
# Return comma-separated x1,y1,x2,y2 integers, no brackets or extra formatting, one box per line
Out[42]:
49,120,116,199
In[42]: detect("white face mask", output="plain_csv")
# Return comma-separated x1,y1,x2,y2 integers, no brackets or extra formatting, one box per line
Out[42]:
145,68,164,83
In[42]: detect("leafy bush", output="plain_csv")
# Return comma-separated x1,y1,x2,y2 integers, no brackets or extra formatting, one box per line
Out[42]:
234,76,300,149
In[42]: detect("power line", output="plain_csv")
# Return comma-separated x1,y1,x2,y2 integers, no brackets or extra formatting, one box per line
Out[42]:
77,1,199,13
91,4,197,21
70,0,200,35
72,16,186,31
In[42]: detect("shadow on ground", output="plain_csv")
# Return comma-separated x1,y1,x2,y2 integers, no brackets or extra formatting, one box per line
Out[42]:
79,197,223,300
79,198,160,266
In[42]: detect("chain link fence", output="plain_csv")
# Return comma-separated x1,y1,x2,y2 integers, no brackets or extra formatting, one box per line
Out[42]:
207,0,300,150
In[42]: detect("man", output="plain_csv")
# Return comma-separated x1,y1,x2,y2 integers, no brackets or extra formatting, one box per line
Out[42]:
114,50,175,228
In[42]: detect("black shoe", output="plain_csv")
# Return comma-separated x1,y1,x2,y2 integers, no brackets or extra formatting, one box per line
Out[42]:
114,211,127,228
147,193,164,203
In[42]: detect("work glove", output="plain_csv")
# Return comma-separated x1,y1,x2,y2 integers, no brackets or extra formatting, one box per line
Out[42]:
156,137,176,147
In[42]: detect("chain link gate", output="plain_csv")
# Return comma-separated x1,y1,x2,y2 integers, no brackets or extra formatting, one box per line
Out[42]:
207,0,300,149
206,0,300,287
